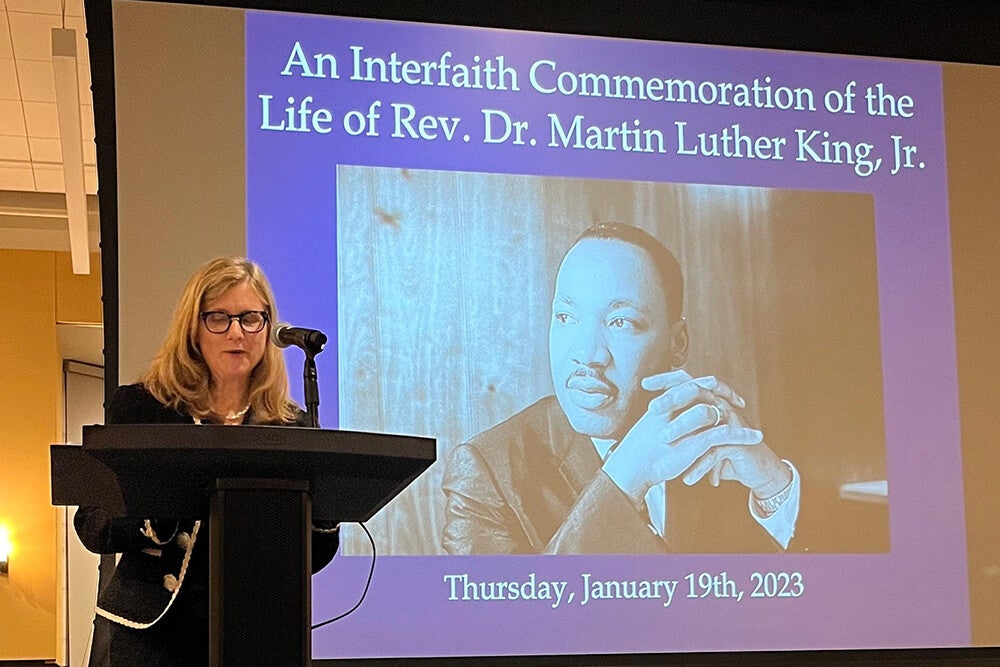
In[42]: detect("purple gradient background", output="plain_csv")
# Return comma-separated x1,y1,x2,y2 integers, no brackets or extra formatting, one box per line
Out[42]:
245,11,967,658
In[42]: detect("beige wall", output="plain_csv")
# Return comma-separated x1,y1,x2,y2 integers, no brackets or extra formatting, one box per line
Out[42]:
0,249,101,660
946,63,1000,647
114,1,245,384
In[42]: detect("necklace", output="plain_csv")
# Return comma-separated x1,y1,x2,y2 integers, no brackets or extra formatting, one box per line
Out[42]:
207,403,251,423
222,404,250,420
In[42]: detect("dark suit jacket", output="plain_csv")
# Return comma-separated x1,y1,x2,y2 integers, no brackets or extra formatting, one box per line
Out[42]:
74,384,339,633
441,396,782,554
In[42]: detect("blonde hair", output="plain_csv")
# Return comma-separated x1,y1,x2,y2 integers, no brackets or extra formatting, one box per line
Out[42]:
140,257,300,424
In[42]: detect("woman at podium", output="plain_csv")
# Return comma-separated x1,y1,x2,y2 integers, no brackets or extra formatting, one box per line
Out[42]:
73,257,339,665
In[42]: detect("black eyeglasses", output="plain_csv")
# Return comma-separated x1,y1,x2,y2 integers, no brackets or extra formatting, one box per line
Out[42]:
200,310,269,334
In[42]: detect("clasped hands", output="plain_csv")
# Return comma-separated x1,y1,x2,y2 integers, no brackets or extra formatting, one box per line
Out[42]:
602,370,792,505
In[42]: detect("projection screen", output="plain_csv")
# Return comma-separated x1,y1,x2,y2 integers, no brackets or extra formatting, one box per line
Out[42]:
87,0,1000,662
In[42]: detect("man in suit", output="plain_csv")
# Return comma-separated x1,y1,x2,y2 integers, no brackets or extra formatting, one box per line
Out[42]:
441,221,799,554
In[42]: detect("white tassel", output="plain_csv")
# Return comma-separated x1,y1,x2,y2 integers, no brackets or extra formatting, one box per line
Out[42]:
162,574,179,592
176,532,192,550
142,519,177,545
99,521,201,631
311,523,341,534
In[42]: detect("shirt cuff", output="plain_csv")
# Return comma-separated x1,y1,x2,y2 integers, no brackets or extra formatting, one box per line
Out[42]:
749,460,800,549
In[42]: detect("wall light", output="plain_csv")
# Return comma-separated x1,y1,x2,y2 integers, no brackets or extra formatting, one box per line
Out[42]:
0,525,11,575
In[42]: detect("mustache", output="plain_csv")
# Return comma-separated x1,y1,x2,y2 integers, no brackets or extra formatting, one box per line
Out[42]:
565,367,616,392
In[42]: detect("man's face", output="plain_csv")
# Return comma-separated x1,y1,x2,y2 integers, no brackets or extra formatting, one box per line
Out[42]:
549,237,674,440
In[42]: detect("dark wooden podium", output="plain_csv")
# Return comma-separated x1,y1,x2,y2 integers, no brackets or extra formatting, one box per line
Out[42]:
51,424,435,666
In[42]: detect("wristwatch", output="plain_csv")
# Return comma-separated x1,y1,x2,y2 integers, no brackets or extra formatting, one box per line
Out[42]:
753,467,794,516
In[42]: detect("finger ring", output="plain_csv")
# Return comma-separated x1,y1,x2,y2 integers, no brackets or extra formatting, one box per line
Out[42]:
709,404,723,427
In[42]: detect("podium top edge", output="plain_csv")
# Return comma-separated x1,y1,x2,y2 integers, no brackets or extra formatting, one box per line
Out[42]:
76,423,436,461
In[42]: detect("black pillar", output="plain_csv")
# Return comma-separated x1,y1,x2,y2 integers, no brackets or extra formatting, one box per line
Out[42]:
210,478,311,666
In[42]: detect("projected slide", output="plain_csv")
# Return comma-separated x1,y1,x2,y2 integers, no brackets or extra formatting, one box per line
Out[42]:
229,7,962,659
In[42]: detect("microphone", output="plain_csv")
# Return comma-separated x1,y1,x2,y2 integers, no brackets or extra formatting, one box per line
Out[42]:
271,322,328,355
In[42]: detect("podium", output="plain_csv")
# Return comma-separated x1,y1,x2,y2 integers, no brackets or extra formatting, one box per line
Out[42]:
51,424,435,666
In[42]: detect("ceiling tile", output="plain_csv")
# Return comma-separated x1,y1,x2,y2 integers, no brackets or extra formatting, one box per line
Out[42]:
5,0,63,13
22,100,59,138
63,17,88,62
64,16,87,41
29,136,62,162
77,58,92,104
33,162,65,192
0,135,30,161
84,164,97,195
0,99,27,134
15,58,56,102
83,137,95,164
81,104,94,141
65,0,86,18
63,19,94,105
0,161,35,191
1,2,103,204
0,59,18,100
8,11,61,61
0,13,13,60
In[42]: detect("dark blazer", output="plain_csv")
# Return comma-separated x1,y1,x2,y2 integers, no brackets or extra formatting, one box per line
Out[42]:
74,384,339,661
441,396,782,554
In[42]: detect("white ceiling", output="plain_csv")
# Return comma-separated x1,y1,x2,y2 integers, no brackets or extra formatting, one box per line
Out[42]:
0,0,99,253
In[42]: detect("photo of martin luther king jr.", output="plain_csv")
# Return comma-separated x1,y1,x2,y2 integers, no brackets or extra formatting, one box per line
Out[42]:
442,221,799,555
